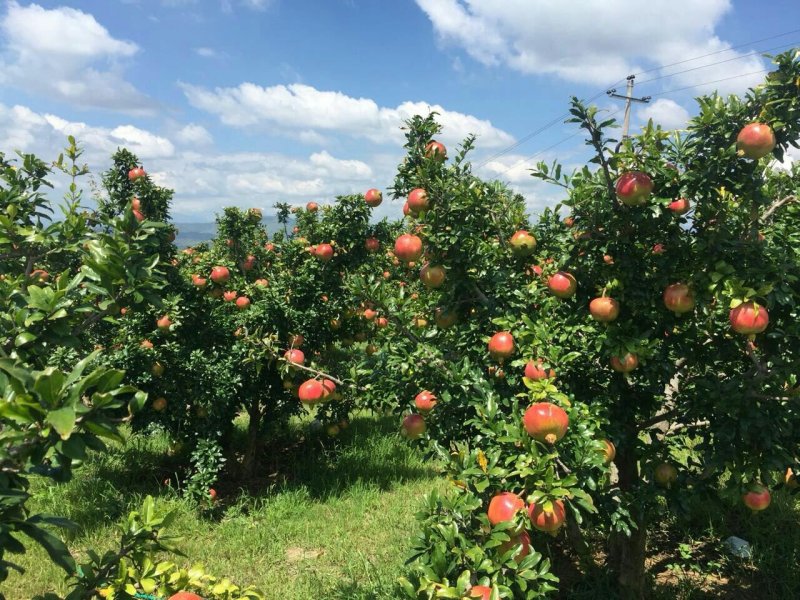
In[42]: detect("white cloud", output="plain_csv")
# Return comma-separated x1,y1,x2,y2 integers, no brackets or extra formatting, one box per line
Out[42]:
637,99,691,131
176,124,214,146
0,102,174,162
0,1,154,113
414,0,766,94
181,82,515,147
194,47,219,58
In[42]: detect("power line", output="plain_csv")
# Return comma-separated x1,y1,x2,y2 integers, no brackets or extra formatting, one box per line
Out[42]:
474,28,800,170
630,28,800,77
636,40,798,86
488,66,772,179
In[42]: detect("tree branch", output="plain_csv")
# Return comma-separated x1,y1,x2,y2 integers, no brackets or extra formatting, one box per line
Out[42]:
761,195,796,223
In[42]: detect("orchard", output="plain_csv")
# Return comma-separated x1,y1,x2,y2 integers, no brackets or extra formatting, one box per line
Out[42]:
1,50,799,600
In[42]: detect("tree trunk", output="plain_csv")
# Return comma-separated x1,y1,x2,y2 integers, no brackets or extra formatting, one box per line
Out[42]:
241,397,263,478
608,417,649,598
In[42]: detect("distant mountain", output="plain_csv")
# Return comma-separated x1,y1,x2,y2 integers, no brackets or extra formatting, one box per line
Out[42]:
173,216,289,248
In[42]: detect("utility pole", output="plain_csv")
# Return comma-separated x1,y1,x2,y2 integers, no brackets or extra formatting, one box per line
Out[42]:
607,75,651,138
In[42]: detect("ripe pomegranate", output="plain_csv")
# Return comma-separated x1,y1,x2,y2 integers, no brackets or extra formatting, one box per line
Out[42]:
742,484,771,511
365,188,383,207
468,586,492,600
547,271,577,299
668,198,691,215
140,339,154,349
289,334,304,348
365,237,380,252
156,315,172,331
128,167,146,181
589,297,619,322
210,266,230,284
610,353,639,373
314,243,334,262
255,278,269,286
298,379,325,405
528,499,566,533
434,307,458,329
663,283,695,314
487,491,524,525
152,397,167,412
242,255,256,270
191,274,207,287
729,301,769,334
615,171,654,206
401,413,426,439
524,359,555,381
420,264,446,289
131,197,141,211
425,140,447,161
407,188,429,213
498,530,531,560
132,209,145,222
306,202,318,212
652,243,666,254
736,123,776,159
402,201,410,216
375,316,389,328
394,234,423,263
284,349,305,366
363,308,377,320
601,439,616,464
509,230,537,256
169,593,203,600
488,332,515,361
321,379,336,401
235,296,250,310
415,390,437,412
223,291,237,302
523,402,568,444
654,462,678,488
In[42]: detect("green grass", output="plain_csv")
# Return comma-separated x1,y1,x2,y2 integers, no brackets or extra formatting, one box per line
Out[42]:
5,413,800,599
5,413,445,600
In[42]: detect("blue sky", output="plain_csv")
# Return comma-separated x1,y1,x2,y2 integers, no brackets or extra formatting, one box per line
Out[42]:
0,0,798,221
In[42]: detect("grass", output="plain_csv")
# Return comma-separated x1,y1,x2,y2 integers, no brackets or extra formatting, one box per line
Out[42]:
5,412,445,600
5,412,800,599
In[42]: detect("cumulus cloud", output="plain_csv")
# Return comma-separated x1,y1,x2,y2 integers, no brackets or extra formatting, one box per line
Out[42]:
176,124,214,146
415,0,766,93
637,99,691,131
0,1,154,113
180,82,516,147
0,102,395,221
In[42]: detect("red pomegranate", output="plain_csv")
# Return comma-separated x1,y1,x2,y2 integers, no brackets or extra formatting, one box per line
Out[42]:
169,593,203,600
365,237,380,252
528,499,566,533
284,349,305,366
615,171,654,206
314,243,334,262
509,230,537,256
523,402,569,444
589,297,620,322
401,413,426,439
663,284,695,314
468,586,492,600
524,359,555,381
365,188,383,207
547,271,577,299
407,188,429,213
610,353,639,373
668,198,691,215
414,390,437,412
498,530,531,560
742,484,771,511
425,140,447,161
210,266,230,284
420,264,446,289
298,379,325,405
729,301,769,334
488,332,515,361
487,491,524,525
736,123,776,159
394,234,423,263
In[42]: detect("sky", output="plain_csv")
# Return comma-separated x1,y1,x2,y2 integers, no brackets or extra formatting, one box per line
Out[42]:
0,0,798,222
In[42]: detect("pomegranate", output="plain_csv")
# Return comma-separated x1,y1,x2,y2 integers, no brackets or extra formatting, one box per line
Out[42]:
468,586,492,600
425,140,447,161
401,413,426,439
306,202,318,212
420,264,446,289
434,307,458,329
524,359,555,381
736,123,776,159
742,484,771,511
314,243,334,262
547,271,577,299
210,266,230,284
487,491,524,525
365,188,383,207
498,530,531,560
663,283,695,314
488,332,515,361
394,234,423,263
407,188,429,213
610,353,639,373
365,237,380,252
235,296,250,310
528,499,566,533
298,379,325,405
729,301,769,334
654,462,678,488
523,402,568,444
284,349,305,366
615,171,654,206
414,390,437,412
509,230,537,256
668,198,691,215
601,439,616,464
169,593,203,600
589,297,619,322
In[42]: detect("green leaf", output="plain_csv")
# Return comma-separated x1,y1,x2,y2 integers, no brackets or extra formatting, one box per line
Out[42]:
17,521,76,575
46,407,76,440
